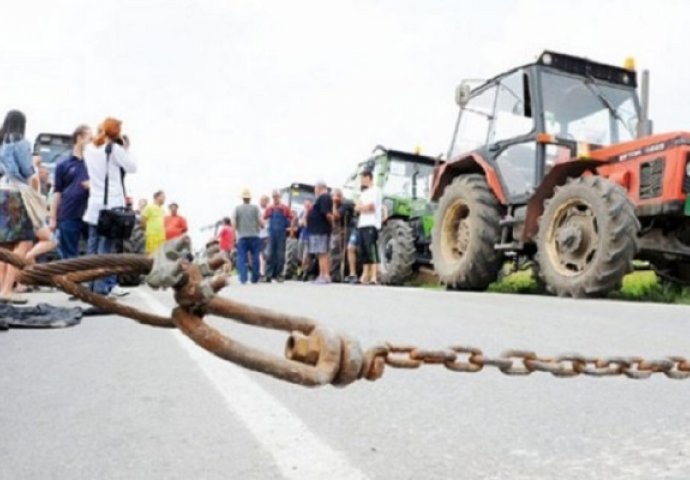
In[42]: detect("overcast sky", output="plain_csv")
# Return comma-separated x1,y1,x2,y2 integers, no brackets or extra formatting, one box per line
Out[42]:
2,0,689,237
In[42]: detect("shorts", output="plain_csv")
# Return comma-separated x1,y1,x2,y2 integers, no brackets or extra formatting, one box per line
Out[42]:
357,226,379,264
308,234,330,255
348,229,359,247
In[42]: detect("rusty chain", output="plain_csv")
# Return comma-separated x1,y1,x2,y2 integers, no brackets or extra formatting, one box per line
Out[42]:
1,238,688,387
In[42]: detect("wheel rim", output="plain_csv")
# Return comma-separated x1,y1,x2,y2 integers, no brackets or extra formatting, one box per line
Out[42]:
546,198,600,276
378,233,394,274
440,199,471,262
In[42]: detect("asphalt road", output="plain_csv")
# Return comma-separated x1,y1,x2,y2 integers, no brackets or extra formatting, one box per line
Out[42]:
1,282,689,479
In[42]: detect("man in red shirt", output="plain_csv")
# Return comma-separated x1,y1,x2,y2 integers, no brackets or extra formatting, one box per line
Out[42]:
164,203,188,240
217,217,235,273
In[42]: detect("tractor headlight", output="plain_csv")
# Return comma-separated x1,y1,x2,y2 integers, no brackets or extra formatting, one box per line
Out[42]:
541,53,553,65
686,161,690,177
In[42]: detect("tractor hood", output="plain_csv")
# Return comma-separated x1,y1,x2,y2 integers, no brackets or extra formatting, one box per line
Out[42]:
589,131,690,162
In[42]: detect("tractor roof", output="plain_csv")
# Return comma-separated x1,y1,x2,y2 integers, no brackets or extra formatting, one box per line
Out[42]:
281,182,315,192
371,146,441,166
471,50,637,93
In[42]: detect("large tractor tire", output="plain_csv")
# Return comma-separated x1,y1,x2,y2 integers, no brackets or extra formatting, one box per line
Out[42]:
283,237,300,280
430,174,503,290
379,219,416,285
119,225,146,286
535,176,639,298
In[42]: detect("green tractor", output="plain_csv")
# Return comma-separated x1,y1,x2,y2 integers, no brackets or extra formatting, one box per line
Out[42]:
343,147,439,285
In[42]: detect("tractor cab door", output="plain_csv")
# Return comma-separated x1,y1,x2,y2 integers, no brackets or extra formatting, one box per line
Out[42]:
450,69,540,204
485,69,540,203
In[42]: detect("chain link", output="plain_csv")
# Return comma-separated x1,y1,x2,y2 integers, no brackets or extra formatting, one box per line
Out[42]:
375,344,689,380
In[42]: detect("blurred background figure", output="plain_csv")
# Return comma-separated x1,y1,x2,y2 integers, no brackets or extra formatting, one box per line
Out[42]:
216,217,235,274
164,202,188,240
141,190,166,254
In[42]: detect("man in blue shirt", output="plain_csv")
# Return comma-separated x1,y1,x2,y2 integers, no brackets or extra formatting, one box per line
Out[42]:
50,125,92,259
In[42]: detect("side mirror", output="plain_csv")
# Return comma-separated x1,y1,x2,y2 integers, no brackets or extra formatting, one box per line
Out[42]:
455,83,472,107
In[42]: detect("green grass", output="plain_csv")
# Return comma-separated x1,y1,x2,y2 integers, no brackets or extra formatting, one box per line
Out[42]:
614,271,690,304
409,264,690,304
486,268,690,304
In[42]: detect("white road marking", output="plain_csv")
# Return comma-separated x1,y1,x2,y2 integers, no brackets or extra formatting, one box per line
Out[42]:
136,289,369,480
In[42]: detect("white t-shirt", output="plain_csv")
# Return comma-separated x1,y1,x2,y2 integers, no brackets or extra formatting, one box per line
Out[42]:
357,186,383,229
83,143,137,225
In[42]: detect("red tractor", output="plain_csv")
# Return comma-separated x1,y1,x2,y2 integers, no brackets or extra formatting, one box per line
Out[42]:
431,51,690,297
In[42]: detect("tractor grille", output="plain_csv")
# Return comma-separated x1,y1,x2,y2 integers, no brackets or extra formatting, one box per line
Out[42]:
639,157,665,199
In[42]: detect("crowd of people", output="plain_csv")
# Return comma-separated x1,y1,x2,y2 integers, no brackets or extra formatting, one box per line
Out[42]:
0,110,188,304
0,108,385,302
226,170,384,286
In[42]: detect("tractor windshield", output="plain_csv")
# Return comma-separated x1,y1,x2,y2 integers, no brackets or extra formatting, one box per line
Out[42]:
540,71,639,146
384,159,434,200
281,188,314,214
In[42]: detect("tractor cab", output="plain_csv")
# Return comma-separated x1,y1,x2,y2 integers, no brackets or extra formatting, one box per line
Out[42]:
279,183,315,217
33,133,73,182
444,51,641,204
344,146,438,218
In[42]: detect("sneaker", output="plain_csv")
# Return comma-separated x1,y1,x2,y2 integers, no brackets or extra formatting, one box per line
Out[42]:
346,275,358,285
276,276,285,283
312,277,331,285
109,286,130,298
263,277,272,283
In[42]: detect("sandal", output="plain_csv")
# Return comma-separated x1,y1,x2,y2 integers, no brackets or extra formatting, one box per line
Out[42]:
0,295,28,305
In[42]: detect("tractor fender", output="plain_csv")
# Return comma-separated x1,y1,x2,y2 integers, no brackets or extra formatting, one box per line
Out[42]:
522,159,608,242
431,153,506,204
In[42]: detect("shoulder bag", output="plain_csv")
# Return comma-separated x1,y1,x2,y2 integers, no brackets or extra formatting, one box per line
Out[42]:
96,143,135,239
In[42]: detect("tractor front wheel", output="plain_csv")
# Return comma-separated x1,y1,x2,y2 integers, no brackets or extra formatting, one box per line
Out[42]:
430,174,503,290
379,219,416,285
535,176,639,297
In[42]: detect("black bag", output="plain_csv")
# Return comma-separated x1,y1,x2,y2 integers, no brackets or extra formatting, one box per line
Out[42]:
96,143,135,239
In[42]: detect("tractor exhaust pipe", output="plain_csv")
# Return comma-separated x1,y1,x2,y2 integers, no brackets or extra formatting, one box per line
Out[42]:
637,69,653,138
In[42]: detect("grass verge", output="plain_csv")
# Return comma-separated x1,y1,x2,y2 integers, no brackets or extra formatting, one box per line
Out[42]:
409,267,690,304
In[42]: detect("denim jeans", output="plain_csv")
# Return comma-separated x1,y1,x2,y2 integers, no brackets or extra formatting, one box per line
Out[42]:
57,218,87,260
87,224,116,294
236,236,261,284
267,230,287,279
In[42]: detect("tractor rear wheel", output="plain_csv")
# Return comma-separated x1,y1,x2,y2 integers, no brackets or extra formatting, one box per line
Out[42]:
379,219,416,285
535,176,639,297
430,174,503,290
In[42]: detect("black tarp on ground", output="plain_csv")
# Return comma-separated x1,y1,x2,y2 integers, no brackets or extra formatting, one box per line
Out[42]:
0,303,83,330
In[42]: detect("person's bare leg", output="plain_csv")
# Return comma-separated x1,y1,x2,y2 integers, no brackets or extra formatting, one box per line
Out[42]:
371,263,378,284
360,264,369,284
301,245,310,277
347,245,357,278
317,254,325,279
25,227,57,264
324,252,331,280
1,241,30,297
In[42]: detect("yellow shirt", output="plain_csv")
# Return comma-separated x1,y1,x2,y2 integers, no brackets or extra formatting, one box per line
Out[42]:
142,204,166,254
